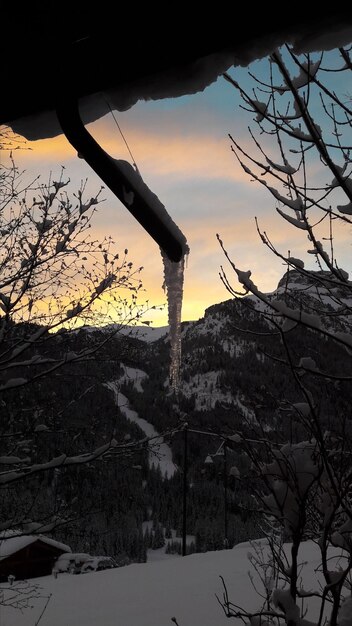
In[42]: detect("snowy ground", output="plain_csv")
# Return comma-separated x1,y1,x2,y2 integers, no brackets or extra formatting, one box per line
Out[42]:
3,540,349,626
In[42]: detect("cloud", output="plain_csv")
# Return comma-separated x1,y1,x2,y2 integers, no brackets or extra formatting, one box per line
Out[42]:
17,119,251,190
19,134,77,161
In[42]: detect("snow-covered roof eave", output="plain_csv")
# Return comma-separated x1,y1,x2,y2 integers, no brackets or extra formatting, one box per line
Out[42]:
8,25,352,142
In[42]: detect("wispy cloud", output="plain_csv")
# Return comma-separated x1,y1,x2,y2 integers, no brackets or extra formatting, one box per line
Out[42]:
17,119,251,187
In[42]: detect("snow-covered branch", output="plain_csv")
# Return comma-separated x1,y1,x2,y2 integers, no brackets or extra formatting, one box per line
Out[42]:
218,44,352,626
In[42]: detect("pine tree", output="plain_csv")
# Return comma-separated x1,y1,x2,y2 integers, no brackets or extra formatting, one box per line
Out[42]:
165,524,172,539
152,523,165,550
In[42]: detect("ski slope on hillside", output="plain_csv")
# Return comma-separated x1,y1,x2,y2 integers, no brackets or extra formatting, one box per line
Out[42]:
105,380,176,478
3,540,350,626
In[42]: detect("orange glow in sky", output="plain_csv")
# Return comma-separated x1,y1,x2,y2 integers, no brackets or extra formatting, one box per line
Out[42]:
8,56,352,327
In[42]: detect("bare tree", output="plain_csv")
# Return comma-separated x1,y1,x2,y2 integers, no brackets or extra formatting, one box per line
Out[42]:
217,45,352,625
0,156,145,376
0,143,161,534
0,135,165,612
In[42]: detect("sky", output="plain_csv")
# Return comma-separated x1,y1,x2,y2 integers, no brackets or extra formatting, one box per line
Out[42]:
6,50,352,326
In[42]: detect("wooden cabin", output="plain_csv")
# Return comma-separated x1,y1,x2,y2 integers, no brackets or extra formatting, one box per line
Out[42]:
0,533,71,581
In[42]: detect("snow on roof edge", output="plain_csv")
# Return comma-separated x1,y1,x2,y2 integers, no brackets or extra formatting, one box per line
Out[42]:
9,26,352,141
0,533,71,560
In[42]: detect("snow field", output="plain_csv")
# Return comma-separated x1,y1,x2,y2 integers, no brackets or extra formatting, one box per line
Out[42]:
3,540,350,626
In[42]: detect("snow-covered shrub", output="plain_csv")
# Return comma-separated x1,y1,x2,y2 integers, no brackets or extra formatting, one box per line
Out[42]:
262,441,322,536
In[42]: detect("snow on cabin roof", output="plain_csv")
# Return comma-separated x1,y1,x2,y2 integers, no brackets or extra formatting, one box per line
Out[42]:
0,531,71,561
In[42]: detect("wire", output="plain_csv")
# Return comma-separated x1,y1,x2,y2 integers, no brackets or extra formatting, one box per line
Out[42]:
104,98,140,174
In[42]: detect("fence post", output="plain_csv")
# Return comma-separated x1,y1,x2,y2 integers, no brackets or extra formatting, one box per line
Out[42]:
182,423,188,556
224,441,228,547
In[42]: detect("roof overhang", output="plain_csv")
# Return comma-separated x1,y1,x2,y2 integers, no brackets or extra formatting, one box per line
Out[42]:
2,9,351,139
2,7,351,260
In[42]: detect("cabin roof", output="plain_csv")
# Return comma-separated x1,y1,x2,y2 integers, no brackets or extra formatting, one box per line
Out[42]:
0,531,71,561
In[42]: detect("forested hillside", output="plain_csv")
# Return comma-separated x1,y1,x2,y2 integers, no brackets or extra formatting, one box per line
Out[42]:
2,270,351,563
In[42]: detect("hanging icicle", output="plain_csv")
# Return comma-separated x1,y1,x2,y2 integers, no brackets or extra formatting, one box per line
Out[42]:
109,160,189,392
161,248,188,392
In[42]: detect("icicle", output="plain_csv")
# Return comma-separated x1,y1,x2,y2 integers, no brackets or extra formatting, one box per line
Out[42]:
161,248,188,393
109,159,189,392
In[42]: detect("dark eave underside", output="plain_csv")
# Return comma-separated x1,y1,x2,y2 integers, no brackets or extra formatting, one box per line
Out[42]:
1,5,350,125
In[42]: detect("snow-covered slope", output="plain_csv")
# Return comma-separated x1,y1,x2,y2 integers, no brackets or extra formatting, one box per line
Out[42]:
119,364,149,392
78,324,169,343
3,540,349,626
122,325,169,343
105,381,176,478
137,269,352,431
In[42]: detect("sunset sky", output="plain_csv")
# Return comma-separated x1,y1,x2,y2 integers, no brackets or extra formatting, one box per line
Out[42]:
10,52,352,326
